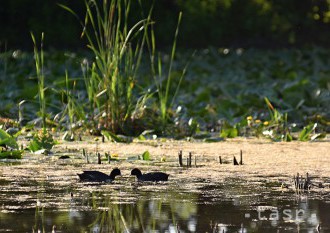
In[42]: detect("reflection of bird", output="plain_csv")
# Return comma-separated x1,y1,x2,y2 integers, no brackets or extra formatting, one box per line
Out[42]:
78,168,121,182
130,168,169,182
233,156,239,165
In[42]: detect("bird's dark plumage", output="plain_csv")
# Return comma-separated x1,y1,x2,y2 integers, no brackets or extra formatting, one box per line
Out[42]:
78,168,121,182
130,168,169,182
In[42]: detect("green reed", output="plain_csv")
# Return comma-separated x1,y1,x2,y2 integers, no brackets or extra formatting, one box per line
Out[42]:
31,32,46,131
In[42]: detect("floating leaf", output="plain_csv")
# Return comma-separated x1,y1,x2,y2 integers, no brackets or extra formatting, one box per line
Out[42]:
141,151,150,161
220,127,238,138
137,134,146,140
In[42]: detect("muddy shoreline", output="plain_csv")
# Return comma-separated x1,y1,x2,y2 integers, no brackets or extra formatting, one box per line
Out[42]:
2,137,329,189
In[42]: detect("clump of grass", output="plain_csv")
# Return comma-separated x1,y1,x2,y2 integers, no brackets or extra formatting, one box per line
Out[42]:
241,97,325,142
258,97,292,141
81,59,99,128
153,12,182,124
60,0,152,135
28,129,56,152
30,32,56,151
58,70,86,140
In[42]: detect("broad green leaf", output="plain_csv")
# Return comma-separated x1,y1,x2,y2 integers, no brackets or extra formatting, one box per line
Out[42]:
141,151,150,161
0,129,18,149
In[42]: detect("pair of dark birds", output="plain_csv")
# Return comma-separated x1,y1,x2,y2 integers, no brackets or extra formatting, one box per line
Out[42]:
78,168,169,182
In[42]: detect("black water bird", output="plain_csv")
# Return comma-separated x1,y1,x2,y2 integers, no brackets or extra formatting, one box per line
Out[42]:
78,168,121,182
130,168,169,182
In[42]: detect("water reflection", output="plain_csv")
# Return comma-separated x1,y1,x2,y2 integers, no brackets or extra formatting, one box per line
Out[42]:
0,177,329,232
70,190,198,233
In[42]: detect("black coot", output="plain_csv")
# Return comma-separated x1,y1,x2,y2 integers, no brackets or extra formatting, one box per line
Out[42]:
78,168,121,182
130,168,169,182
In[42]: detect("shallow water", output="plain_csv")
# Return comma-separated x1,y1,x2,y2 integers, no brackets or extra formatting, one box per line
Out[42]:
0,172,329,233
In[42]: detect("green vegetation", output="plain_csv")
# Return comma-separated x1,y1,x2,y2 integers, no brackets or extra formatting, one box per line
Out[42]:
0,128,23,159
60,0,154,134
1,45,329,146
150,12,184,129
31,32,46,130
28,129,56,152
0,0,329,160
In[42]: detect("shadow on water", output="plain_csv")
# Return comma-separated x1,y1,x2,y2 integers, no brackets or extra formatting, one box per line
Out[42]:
0,175,329,232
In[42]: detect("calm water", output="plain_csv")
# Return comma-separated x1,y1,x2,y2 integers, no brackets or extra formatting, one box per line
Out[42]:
0,174,329,233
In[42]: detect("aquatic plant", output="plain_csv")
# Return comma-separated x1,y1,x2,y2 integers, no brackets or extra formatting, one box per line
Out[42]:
1,38,329,140
60,0,152,135
149,12,184,129
28,129,56,152
0,128,23,159
31,32,46,131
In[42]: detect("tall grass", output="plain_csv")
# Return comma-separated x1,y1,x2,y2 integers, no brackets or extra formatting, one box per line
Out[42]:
31,32,46,131
148,12,190,131
60,0,151,134
62,71,86,135
81,59,99,127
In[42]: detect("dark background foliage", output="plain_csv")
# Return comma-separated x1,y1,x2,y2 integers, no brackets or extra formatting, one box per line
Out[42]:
0,0,330,50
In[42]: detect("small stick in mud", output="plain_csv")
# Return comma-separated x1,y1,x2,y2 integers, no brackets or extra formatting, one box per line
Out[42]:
97,152,101,164
82,148,86,157
189,152,192,167
233,156,239,165
239,150,243,165
305,172,311,190
178,150,183,167
102,135,105,143
219,156,222,164
86,153,89,164
300,174,304,190
195,155,197,167
106,152,111,164
295,173,300,192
